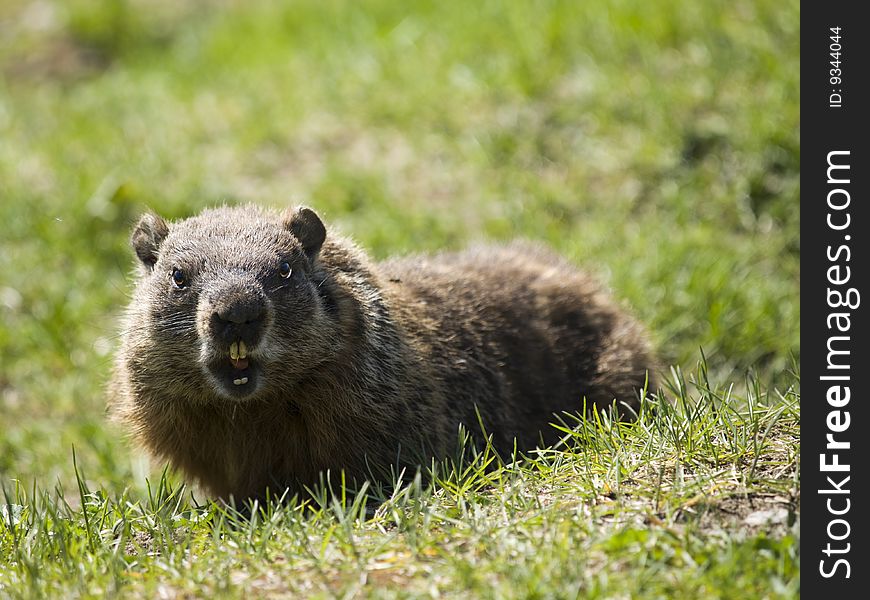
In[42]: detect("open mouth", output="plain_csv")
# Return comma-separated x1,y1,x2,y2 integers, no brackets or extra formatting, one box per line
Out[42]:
229,341,250,385
207,340,260,397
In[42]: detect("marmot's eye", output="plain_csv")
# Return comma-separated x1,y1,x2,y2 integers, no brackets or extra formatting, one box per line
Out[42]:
171,268,187,288
279,261,292,279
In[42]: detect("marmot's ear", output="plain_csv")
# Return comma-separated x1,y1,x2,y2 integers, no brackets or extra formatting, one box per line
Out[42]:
131,213,169,270
284,206,326,260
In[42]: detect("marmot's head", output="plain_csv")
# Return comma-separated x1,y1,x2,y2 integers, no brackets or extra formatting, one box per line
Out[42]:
125,205,338,402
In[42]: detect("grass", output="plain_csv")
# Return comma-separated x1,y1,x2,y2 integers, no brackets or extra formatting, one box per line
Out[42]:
2,364,799,598
0,0,799,597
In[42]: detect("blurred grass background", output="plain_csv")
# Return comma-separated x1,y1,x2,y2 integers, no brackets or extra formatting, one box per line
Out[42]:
0,0,798,497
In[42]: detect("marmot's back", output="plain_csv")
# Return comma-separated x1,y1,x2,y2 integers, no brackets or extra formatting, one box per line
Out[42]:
110,206,656,501
379,243,656,454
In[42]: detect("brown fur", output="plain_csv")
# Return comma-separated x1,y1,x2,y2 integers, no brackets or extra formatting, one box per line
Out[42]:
109,205,657,501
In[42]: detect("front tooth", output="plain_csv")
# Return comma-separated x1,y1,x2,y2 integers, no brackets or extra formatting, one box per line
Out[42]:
230,342,238,360
239,340,248,359
233,377,249,385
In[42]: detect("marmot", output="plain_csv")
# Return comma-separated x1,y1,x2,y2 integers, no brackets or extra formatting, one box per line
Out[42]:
109,205,657,501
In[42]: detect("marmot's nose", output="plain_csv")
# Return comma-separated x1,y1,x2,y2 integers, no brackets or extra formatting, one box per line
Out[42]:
215,301,264,326
210,292,267,344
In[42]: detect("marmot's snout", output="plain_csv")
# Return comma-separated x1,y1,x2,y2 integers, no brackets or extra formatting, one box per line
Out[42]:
198,280,272,399
208,285,269,346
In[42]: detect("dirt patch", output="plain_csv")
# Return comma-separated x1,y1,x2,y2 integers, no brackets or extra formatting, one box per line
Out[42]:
680,492,798,539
